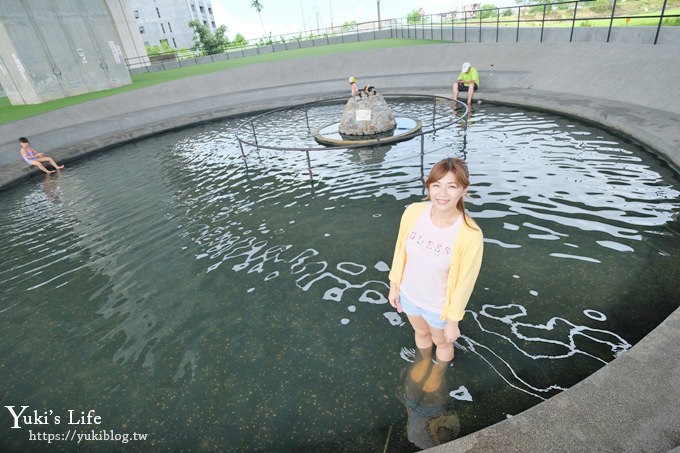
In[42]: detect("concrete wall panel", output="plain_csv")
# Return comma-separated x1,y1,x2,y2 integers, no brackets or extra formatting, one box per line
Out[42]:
195,55,213,65
82,0,134,88
0,20,40,104
46,0,103,95
105,0,148,67
0,0,131,105
657,26,680,45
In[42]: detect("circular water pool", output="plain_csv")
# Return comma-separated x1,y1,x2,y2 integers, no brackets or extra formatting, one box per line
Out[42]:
1,102,679,451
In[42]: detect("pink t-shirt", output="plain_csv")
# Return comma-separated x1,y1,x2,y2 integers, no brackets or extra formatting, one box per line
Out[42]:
400,204,463,314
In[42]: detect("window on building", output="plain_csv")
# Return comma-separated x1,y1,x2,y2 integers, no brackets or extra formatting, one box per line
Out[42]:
139,26,145,34
156,7,161,18
134,10,139,19
211,21,216,28
191,4,196,13
160,23,165,33
200,6,205,14
168,22,172,32
203,20,208,26
208,7,213,15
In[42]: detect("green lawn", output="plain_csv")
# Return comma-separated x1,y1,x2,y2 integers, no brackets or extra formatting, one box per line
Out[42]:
0,39,444,125
475,5,680,28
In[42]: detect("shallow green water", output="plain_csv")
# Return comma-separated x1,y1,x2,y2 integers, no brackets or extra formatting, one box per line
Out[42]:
1,103,679,451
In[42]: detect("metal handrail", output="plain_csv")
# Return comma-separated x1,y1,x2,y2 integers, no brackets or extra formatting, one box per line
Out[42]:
234,94,467,153
234,94,469,177
125,0,678,69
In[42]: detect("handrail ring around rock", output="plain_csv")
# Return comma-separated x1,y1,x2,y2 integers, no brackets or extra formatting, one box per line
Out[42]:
234,94,469,154
234,94,469,182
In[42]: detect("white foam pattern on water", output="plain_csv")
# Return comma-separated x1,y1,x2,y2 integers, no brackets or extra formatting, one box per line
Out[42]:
0,105,678,449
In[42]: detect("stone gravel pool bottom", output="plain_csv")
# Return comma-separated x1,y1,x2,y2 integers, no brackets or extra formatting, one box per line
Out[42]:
1,104,679,451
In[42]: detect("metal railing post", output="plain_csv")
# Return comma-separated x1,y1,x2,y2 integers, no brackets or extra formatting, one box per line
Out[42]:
250,120,258,147
464,14,467,42
570,0,578,42
237,139,248,170
432,96,436,125
654,0,669,45
606,0,618,43
420,141,425,192
516,6,521,43
540,4,547,43
305,150,313,181
479,10,482,42
431,14,434,39
496,8,500,42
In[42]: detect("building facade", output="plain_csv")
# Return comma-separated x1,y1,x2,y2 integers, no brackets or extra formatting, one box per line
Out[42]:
0,0,141,105
130,0,217,51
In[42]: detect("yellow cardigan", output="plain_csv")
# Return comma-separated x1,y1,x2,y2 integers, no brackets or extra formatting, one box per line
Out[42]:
388,202,484,322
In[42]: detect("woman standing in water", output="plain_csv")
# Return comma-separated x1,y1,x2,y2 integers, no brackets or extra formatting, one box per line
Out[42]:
389,157,483,391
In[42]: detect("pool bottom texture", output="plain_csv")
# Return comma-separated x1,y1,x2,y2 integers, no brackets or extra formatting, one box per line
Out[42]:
1,104,679,451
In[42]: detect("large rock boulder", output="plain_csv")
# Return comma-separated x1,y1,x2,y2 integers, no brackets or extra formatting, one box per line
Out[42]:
338,94,396,137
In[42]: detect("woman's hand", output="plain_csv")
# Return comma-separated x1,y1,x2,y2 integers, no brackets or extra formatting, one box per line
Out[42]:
444,321,461,344
388,281,401,312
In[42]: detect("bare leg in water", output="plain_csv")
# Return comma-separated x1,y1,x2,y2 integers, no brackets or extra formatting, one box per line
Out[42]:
406,314,454,391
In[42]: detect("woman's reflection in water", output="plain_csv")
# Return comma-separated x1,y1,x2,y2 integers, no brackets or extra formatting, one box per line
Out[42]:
396,348,461,449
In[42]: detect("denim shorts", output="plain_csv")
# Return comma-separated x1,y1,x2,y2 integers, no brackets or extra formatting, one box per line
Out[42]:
399,291,446,330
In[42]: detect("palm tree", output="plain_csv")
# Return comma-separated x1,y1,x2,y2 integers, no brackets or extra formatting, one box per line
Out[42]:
251,0,266,36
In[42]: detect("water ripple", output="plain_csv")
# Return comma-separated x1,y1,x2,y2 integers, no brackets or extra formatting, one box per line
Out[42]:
0,104,678,449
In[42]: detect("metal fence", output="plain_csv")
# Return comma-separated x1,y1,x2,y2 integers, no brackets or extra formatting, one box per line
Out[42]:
125,0,679,71
391,0,679,45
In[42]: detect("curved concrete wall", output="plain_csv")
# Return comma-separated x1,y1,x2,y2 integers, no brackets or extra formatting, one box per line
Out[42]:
1,42,678,186
0,41,678,451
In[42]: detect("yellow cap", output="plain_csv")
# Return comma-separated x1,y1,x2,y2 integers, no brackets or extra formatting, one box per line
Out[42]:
349,76,356,83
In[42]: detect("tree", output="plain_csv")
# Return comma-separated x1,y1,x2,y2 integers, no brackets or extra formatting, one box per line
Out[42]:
341,20,357,31
479,4,498,20
407,9,429,25
590,0,615,14
232,33,248,47
251,0,266,36
145,40,173,56
188,20,229,55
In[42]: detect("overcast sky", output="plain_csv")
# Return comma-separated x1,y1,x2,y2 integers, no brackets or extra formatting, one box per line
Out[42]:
211,0,518,39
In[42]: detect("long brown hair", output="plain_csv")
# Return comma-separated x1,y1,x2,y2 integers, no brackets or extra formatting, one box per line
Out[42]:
424,157,477,229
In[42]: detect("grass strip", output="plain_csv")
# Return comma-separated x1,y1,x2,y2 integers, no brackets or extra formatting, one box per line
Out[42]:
0,39,444,125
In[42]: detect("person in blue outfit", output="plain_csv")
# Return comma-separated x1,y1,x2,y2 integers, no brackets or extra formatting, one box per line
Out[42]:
19,137,64,174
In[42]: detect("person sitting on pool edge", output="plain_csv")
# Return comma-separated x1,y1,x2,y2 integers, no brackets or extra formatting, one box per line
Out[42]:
453,62,479,108
349,76,377,98
349,76,359,96
19,137,64,175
